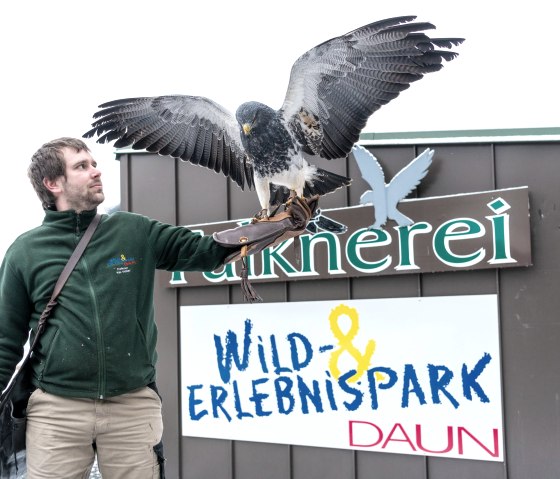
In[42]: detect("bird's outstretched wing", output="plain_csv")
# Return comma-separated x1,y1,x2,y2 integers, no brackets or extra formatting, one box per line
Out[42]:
281,16,463,160
83,95,254,190
386,148,434,205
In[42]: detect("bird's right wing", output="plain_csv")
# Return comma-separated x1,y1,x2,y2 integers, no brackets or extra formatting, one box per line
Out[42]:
83,95,254,190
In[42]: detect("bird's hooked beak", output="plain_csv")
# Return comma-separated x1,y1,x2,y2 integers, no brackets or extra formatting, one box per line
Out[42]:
242,123,252,136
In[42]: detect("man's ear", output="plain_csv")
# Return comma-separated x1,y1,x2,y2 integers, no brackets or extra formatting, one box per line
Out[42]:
43,177,63,196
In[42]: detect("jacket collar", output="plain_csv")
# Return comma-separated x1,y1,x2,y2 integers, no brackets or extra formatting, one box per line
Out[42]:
42,208,99,233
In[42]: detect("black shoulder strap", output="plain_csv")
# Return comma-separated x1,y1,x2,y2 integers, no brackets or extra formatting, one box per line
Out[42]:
0,214,102,403
32,213,102,343
52,214,102,306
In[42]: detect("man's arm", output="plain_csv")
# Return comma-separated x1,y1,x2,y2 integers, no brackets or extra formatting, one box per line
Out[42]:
0,258,32,392
141,196,318,302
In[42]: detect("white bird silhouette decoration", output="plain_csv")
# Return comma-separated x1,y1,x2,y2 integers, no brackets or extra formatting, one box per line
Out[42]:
352,145,434,230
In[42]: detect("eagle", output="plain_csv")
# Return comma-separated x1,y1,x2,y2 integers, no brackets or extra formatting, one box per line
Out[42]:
84,16,463,217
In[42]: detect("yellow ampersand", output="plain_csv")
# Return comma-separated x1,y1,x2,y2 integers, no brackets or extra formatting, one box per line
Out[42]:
120,254,126,261
328,304,376,383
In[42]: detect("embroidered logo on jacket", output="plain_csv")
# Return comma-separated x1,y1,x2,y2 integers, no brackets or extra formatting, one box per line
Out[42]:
106,253,139,275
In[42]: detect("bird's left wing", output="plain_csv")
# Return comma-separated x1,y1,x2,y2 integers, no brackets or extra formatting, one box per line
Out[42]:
84,95,254,190
386,148,434,204
280,16,463,160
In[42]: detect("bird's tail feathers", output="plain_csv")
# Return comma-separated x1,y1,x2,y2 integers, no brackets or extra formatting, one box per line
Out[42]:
308,211,348,235
304,168,351,196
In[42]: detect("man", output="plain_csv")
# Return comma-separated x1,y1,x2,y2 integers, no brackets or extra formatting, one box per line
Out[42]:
0,137,315,478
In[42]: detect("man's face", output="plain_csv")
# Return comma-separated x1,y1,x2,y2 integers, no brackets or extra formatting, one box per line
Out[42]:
55,147,105,212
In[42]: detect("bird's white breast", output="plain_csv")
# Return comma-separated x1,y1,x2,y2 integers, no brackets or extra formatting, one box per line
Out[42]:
261,157,317,193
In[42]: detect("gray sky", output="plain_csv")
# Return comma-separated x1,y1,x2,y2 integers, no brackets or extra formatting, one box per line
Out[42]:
1,0,557,258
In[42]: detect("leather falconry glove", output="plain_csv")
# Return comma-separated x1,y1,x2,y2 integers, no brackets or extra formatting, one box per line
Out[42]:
213,195,319,303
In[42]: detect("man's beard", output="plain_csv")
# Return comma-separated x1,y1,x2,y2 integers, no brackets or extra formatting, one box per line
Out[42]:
63,184,105,212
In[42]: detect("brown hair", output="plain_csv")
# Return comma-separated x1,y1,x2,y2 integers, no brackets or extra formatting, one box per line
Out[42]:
28,137,90,209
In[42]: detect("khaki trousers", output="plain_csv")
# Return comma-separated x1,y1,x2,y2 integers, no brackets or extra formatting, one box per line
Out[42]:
26,386,163,479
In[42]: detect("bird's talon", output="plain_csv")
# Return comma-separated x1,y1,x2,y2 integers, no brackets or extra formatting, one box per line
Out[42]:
252,209,269,222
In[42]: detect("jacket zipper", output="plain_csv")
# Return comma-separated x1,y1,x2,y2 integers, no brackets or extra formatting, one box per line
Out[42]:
85,257,106,399
76,213,106,399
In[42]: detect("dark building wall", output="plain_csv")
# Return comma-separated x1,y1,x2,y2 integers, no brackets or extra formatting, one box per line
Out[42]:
118,137,560,479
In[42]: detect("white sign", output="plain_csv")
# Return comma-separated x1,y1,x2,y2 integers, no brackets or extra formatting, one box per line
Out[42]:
180,295,503,461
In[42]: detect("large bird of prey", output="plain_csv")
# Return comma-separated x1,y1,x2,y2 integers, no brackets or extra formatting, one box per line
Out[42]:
84,16,463,217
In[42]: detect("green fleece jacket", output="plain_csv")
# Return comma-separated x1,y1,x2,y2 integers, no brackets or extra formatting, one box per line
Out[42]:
0,209,230,399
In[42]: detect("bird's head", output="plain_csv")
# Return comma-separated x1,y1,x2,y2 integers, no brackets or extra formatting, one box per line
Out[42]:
236,101,275,136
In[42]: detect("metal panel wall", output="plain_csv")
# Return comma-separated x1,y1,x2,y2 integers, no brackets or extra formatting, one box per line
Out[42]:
119,139,560,479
